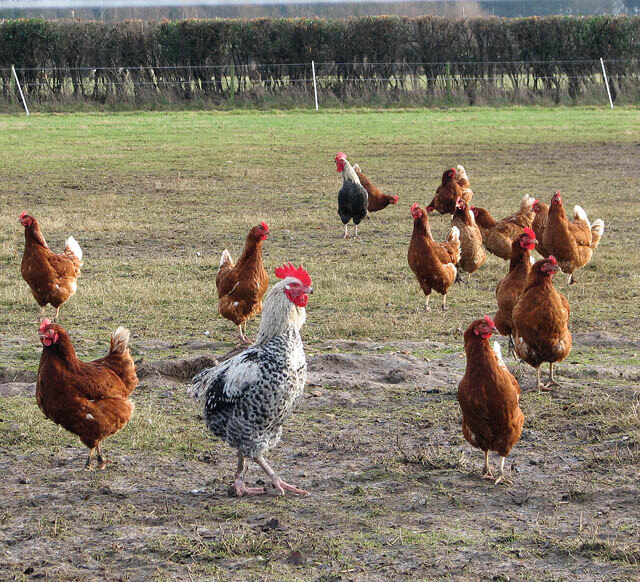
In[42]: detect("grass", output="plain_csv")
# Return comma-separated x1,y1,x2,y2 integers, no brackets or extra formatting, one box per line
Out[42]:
1,107,640,581
1,107,639,367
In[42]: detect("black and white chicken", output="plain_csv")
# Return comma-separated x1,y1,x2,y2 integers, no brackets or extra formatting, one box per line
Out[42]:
190,263,313,497
335,152,368,238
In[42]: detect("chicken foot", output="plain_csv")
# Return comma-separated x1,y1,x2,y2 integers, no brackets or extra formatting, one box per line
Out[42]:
493,456,512,485
343,224,349,239
256,456,309,496
481,450,494,480
237,324,252,346
233,453,265,497
544,362,561,388
536,367,553,393
85,444,108,471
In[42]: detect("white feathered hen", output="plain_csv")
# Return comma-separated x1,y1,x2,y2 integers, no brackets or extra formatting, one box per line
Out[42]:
190,263,313,497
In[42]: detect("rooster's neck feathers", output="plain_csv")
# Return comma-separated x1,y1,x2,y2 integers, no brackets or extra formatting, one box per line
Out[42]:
341,159,362,186
255,278,306,345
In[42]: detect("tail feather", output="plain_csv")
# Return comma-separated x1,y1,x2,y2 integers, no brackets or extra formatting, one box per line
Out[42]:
456,164,468,182
110,327,130,354
219,249,234,269
448,225,460,243
573,205,591,229
493,341,508,369
64,236,83,262
352,163,361,173
520,194,535,212
590,219,605,250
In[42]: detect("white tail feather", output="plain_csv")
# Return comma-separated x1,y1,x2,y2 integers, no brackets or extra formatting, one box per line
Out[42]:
591,219,604,237
352,163,361,172
448,225,460,242
493,341,507,369
110,326,130,354
219,249,233,268
521,194,535,212
65,236,83,261
573,205,591,229
456,164,468,181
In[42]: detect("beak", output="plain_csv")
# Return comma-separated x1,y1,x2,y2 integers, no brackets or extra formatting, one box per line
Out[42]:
491,325,499,334
307,286,314,295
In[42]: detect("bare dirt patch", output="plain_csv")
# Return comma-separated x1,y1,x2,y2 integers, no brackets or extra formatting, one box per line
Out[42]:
1,335,638,581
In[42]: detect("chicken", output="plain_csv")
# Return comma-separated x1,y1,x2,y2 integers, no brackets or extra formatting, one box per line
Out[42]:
455,164,474,202
217,222,269,344
408,203,460,310
470,194,536,260
451,197,486,281
335,152,368,238
36,319,138,470
19,212,83,321
191,263,313,497
352,163,398,213
531,200,550,257
494,228,537,355
427,167,471,216
458,316,524,484
512,256,572,392
541,191,605,284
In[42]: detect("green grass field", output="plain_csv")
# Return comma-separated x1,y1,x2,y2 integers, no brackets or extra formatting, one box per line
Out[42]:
1,107,639,581
1,107,639,365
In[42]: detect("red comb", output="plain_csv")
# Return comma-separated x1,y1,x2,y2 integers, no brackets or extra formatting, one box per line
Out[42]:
523,227,535,239
275,262,311,286
260,221,269,231
335,152,347,160
484,315,495,328
20,211,28,219
39,318,52,332
410,203,420,212
548,255,558,265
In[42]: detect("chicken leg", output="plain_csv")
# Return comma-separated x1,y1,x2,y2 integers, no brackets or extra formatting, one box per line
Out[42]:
233,453,265,497
256,456,308,496
545,362,560,388
343,224,349,239
493,456,512,485
481,450,494,480
536,367,553,393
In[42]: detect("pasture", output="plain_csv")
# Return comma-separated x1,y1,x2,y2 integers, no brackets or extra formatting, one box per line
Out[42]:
1,107,639,581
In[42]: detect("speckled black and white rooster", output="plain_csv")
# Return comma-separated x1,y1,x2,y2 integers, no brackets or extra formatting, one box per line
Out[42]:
190,263,313,497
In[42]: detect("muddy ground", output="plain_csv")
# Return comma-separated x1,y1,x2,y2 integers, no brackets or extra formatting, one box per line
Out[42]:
1,333,638,582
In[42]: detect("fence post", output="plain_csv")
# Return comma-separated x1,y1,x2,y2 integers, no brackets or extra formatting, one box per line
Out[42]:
312,60,319,111
11,65,30,116
445,62,451,101
229,60,235,105
600,57,614,110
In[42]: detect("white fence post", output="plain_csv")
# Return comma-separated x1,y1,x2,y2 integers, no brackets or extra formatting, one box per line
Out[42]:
600,57,614,110
311,60,319,111
11,65,30,116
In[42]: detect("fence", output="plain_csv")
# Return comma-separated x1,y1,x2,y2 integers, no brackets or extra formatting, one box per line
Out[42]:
3,57,638,111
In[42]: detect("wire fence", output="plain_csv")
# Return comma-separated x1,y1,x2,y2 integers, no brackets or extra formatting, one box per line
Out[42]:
3,58,639,110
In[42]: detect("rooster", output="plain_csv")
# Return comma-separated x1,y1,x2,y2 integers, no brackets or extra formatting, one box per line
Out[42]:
451,197,486,282
427,166,473,216
352,163,398,213
37,319,138,469
542,192,605,284
217,222,269,344
471,194,536,260
494,228,537,356
408,203,460,310
19,212,83,321
191,263,313,497
512,256,572,392
458,316,524,485
335,152,368,238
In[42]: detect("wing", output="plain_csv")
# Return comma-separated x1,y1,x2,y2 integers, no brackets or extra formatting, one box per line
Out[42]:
190,349,261,412
46,252,78,281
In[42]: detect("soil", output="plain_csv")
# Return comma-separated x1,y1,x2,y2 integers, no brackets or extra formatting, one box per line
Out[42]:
0,335,638,581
